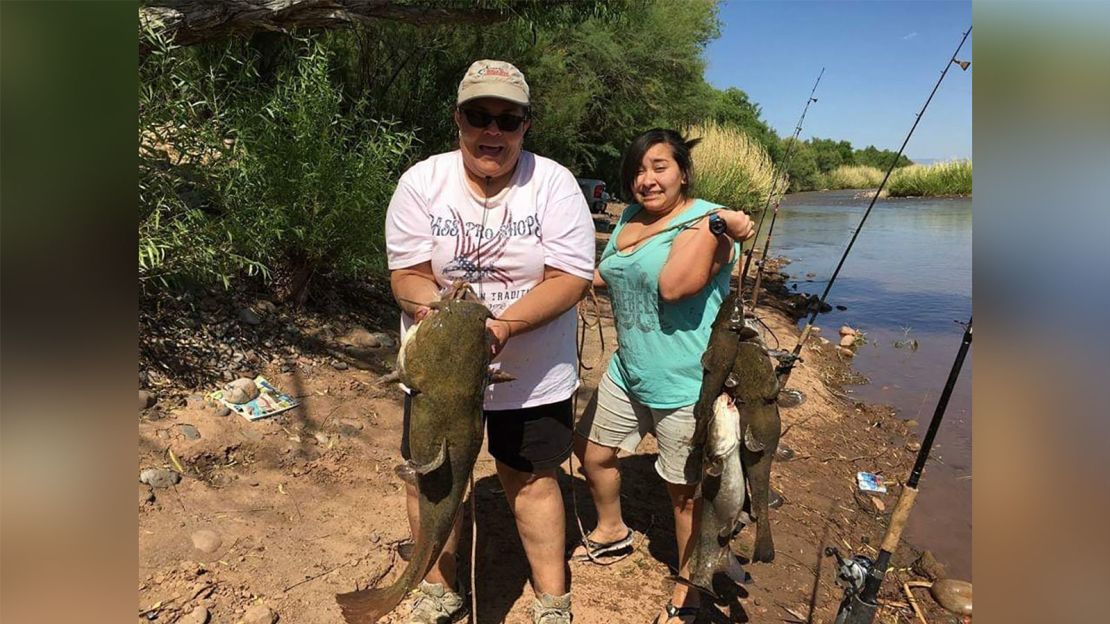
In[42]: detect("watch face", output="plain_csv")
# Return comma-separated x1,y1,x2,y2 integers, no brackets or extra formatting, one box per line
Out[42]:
709,214,726,235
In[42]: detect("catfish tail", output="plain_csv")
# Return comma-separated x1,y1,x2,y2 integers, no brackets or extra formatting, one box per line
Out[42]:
670,574,720,600
752,515,775,563
335,533,441,623
336,583,411,624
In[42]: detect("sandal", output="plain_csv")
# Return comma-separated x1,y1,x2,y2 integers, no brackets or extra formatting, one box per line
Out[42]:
569,529,634,564
652,601,698,624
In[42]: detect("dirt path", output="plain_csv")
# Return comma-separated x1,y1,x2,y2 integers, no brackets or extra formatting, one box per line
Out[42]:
139,211,958,624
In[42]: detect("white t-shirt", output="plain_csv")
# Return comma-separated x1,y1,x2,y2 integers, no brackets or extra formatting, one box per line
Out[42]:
385,150,595,410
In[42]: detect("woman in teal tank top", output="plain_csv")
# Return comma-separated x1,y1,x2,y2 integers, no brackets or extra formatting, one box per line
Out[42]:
571,129,755,623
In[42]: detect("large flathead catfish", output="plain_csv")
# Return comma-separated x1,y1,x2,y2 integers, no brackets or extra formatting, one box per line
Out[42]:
684,291,782,594
336,284,493,624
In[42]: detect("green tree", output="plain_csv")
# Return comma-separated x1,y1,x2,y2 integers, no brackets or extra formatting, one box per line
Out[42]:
853,144,912,169
323,0,721,189
807,137,846,173
781,138,819,192
699,86,781,160
836,140,855,166
139,32,416,298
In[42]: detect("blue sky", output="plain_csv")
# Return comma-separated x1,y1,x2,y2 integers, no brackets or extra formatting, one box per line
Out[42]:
706,1,972,162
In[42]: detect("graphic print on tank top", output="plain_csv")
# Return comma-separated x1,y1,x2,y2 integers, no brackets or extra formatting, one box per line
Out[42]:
610,269,661,333
440,206,513,288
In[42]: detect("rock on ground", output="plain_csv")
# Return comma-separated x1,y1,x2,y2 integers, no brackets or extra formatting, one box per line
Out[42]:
186,393,208,409
224,378,260,404
339,326,379,348
191,529,223,554
239,308,262,326
930,579,972,616
178,424,201,440
913,549,948,581
179,605,209,624
139,468,181,489
242,604,278,624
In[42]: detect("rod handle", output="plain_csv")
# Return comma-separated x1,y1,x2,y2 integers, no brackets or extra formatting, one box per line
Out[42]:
880,484,919,553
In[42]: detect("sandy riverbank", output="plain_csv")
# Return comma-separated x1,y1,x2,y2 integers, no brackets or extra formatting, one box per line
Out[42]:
138,206,962,623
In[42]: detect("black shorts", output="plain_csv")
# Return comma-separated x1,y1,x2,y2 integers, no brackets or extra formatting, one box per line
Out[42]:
400,394,573,473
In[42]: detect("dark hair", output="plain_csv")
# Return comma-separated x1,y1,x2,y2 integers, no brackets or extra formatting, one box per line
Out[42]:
620,128,701,199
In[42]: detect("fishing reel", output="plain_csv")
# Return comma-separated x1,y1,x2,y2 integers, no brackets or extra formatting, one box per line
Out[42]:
727,297,759,340
826,547,880,624
826,547,872,596
767,349,806,407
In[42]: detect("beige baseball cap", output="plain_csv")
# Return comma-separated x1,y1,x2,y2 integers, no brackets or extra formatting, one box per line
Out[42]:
457,59,530,107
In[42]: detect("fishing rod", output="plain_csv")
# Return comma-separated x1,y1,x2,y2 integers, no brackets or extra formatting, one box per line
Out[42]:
826,316,972,624
773,27,972,389
738,67,824,315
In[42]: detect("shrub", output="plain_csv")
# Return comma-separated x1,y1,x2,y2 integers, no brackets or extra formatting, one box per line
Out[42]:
139,30,416,296
139,28,268,290
684,122,780,212
222,41,416,292
887,160,972,197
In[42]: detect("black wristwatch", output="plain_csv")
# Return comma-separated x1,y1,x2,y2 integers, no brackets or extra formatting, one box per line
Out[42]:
708,213,727,236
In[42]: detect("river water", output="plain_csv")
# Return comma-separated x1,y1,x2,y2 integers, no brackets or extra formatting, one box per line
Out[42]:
758,190,972,579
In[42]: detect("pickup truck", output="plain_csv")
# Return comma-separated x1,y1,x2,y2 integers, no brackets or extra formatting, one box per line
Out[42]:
575,177,610,214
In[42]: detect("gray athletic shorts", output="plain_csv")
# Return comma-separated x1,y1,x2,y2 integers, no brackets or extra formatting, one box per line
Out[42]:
575,372,701,485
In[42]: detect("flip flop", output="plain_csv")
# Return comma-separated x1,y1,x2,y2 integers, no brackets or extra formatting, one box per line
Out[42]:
570,529,634,564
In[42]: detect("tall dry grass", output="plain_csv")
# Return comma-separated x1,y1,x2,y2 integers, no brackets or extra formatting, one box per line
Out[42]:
685,122,780,212
887,160,972,197
818,165,885,190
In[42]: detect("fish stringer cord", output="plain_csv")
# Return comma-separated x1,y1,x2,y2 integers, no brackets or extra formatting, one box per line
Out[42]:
469,470,478,622
567,287,614,565
467,176,496,621
576,286,606,372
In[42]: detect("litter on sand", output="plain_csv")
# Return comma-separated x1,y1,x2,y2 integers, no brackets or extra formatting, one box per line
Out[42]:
210,376,298,421
857,471,888,493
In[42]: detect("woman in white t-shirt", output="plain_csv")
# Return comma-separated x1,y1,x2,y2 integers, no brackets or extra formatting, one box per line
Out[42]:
384,60,594,624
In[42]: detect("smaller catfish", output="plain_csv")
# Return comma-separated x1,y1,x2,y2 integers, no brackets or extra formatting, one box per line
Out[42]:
336,281,508,624
679,394,747,596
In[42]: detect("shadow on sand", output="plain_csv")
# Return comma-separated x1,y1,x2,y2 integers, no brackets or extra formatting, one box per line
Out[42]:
454,451,753,623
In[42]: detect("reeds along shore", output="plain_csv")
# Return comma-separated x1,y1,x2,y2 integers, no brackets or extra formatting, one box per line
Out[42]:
685,122,781,212
817,160,972,197
887,160,972,197
817,165,886,190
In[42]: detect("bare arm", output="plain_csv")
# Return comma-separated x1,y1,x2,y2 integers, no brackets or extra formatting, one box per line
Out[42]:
389,261,439,321
488,266,591,354
658,210,754,303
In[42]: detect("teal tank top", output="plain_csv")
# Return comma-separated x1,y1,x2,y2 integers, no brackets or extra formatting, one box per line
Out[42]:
598,199,738,408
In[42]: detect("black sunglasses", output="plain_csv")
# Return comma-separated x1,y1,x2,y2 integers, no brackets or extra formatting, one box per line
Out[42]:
459,108,528,132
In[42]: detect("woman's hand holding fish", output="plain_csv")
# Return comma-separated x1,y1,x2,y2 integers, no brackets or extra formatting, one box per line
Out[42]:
486,318,512,357
413,305,434,322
